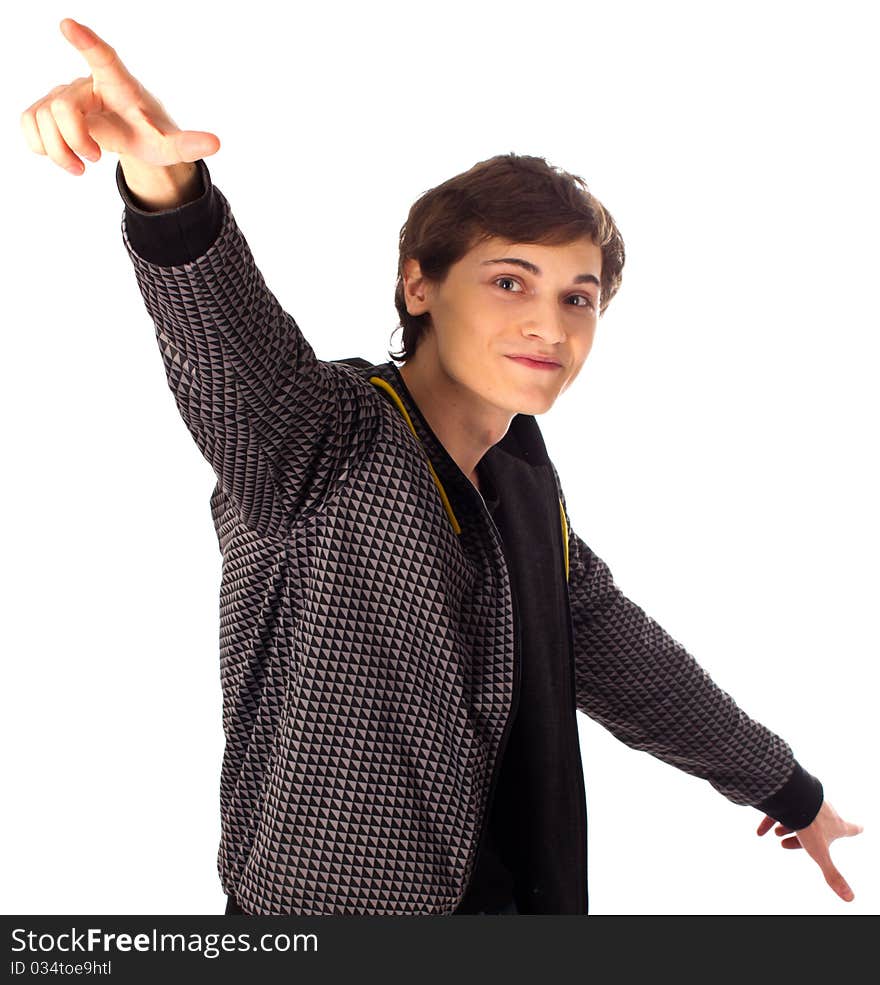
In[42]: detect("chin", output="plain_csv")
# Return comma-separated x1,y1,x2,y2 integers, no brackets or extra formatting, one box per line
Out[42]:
512,392,558,416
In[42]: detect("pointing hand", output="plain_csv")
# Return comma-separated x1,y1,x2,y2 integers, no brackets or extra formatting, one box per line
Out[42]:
20,18,220,176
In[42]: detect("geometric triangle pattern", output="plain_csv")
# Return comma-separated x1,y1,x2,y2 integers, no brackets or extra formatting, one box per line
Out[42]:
120,172,821,914
121,190,517,915
552,459,804,809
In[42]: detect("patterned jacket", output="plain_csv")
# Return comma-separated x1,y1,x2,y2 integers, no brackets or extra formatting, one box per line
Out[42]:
117,158,824,915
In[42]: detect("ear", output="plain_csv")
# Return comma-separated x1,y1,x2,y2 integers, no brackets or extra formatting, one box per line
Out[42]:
402,257,432,317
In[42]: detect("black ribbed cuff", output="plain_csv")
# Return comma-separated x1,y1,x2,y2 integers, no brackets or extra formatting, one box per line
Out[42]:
753,759,824,830
116,158,222,266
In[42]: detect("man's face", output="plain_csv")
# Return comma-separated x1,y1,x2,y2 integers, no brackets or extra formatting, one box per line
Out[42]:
402,234,603,416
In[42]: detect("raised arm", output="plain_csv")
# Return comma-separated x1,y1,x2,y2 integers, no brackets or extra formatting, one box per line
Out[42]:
22,18,382,539
116,157,380,538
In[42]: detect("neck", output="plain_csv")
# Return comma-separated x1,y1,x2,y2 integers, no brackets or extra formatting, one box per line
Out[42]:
397,341,512,488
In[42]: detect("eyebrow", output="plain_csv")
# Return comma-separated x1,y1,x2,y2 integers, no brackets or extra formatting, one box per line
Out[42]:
480,256,600,288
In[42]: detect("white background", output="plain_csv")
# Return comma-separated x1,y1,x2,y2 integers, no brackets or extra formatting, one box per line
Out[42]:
3,0,876,916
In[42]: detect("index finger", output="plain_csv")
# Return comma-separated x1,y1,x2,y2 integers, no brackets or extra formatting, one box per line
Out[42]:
59,18,136,89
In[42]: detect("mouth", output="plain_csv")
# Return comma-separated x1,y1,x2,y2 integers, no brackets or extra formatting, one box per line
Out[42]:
506,356,563,371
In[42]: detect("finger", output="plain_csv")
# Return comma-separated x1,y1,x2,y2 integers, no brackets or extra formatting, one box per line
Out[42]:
845,822,864,837
774,824,794,837
781,836,804,849
20,102,47,155
811,847,856,902
20,84,68,156
50,89,103,163
35,102,85,174
59,18,138,92
756,815,775,836
824,865,855,903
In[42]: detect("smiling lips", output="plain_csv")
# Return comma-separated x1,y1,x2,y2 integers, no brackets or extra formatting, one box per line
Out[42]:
506,355,562,370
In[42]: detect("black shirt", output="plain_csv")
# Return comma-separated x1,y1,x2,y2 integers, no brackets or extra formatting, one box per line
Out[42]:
452,459,519,914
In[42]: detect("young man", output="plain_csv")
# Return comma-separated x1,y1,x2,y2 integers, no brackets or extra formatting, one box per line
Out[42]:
24,15,863,920
114,149,861,914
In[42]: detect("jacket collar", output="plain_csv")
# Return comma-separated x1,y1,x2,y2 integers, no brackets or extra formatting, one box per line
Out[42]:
332,358,554,536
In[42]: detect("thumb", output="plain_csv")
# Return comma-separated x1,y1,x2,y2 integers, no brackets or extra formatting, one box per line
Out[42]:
168,130,221,163
820,856,854,902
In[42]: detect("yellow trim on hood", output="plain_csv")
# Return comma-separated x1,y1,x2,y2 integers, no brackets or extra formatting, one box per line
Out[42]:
370,375,570,583
369,376,462,535
559,498,570,583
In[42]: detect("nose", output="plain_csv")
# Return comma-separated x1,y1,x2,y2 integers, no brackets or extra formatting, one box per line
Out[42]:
522,304,568,345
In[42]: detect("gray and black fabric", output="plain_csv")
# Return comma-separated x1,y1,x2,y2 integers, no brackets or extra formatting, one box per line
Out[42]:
118,158,824,916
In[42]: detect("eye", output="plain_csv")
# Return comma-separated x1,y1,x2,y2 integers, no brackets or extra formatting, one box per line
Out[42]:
494,276,596,311
494,276,522,293
569,294,596,310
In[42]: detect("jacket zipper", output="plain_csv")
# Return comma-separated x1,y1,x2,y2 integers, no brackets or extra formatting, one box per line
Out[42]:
454,494,523,911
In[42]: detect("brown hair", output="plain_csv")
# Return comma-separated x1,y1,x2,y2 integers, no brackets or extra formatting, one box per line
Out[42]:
388,152,625,363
